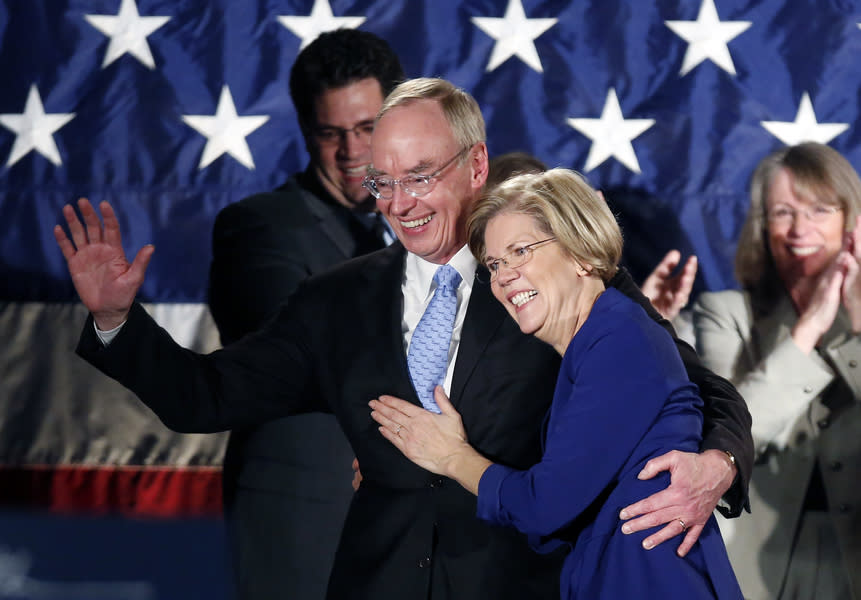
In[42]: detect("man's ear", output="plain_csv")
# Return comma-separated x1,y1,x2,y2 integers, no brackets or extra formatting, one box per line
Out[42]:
470,142,489,191
299,120,317,158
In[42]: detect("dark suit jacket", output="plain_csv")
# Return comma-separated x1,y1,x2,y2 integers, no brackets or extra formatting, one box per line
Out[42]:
208,171,385,599
78,245,751,600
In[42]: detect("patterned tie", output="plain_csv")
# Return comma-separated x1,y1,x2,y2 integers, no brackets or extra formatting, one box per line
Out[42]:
407,264,462,413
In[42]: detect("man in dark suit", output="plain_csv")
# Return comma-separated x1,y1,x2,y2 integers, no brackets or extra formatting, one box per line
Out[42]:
56,77,752,599
207,30,404,600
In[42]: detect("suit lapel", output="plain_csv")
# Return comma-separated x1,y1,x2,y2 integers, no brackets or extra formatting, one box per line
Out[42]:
357,244,420,403
299,186,356,259
450,274,508,409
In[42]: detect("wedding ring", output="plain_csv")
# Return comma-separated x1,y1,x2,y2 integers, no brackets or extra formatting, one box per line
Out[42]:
678,519,687,531
395,425,402,436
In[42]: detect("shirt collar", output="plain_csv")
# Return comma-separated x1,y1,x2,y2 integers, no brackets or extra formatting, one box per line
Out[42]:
406,245,477,298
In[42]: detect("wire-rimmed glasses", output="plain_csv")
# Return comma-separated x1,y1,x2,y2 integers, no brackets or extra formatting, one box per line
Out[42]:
363,146,471,200
477,237,557,283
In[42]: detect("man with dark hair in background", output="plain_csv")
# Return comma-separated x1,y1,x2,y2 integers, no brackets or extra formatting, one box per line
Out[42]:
207,29,404,599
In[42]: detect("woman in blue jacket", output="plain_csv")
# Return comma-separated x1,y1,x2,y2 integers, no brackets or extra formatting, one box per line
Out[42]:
371,168,742,599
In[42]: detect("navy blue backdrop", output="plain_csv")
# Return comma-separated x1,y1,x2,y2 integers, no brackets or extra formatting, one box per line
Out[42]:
2,1,861,598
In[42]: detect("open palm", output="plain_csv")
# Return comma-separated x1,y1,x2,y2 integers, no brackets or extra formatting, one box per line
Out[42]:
53,198,153,329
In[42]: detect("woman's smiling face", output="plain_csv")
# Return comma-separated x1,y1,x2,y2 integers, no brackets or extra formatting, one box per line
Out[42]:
485,211,583,349
766,168,845,291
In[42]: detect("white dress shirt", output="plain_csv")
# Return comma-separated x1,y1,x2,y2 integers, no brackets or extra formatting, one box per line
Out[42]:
402,245,477,397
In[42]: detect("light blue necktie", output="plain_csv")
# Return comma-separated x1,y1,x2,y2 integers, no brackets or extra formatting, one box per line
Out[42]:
407,264,462,413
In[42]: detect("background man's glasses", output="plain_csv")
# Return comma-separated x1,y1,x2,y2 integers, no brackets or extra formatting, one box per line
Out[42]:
363,146,470,200
312,121,375,146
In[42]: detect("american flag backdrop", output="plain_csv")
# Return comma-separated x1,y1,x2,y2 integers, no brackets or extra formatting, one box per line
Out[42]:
1,0,860,596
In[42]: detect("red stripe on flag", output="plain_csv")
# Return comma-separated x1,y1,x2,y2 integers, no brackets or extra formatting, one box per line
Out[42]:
0,465,223,517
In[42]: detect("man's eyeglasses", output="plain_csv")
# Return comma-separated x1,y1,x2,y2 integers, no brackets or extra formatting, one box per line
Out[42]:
479,237,557,283
766,203,842,225
363,146,470,200
312,121,375,146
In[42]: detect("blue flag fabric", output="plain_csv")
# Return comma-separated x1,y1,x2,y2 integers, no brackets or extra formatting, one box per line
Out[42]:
2,0,861,305
1,0,861,507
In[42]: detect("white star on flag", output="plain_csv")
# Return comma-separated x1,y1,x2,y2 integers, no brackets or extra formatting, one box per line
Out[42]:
84,0,170,69
665,0,751,76
567,88,655,174
471,0,557,73
278,0,365,50
182,86,270,170
761,92,849,146
0,85,75,167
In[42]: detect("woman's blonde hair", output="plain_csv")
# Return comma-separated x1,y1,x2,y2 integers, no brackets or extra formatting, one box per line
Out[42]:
468,168,622,282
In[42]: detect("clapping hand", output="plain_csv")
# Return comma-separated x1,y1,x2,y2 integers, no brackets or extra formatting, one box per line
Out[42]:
842,215,861,332
791,219,861,353
53,198,153,330
641,250,698,321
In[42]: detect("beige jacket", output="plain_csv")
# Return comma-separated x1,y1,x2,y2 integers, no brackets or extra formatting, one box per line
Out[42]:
693,289,861,600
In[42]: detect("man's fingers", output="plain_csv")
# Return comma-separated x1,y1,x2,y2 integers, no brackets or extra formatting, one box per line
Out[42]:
101,201,123,247
620,496,652,521
636,452,674,480
619,485,673,520
128,245,155,283
640,522,677,550
638,513,695,550
675,524,704,557
81,198,104,244
63,203,88,249
640,517,695,550
620,504,679,532
53,224,76,261
351,457,362,492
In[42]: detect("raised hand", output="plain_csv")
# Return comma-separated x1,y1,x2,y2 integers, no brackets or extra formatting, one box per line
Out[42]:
641,250,698,321
842,215,861,332
53,198,154,330
792,251,846,354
